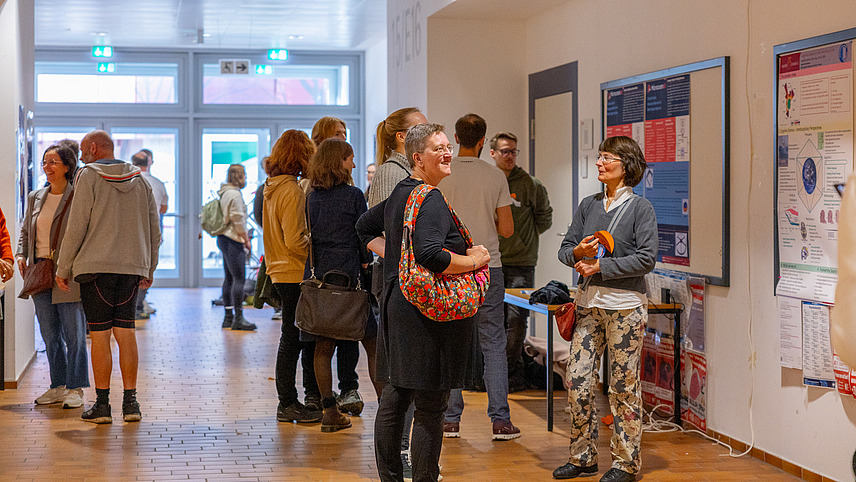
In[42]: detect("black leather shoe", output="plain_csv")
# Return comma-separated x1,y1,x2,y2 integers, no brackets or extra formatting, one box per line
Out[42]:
600,468,636,482
553,463,598,479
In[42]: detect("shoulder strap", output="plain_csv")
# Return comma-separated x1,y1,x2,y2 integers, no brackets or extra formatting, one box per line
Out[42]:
606,194,636,233
48,190,74,259
304,190,315,278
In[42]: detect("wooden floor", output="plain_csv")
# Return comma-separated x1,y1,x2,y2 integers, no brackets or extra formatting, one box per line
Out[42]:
0,288,798,481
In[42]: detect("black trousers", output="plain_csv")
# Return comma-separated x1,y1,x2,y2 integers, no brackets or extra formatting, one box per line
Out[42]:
273,283,319,405
217,235,246,309
375,384,448,482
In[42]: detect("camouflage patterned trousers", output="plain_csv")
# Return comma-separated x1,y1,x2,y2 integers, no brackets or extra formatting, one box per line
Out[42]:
565,305,646,474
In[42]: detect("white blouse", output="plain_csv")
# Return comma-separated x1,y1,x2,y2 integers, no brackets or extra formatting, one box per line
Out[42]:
35,193,62,259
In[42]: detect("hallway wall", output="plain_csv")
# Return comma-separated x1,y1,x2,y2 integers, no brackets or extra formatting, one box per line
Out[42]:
0,0,36,385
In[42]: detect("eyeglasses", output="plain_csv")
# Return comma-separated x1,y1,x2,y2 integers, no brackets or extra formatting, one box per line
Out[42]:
498,148,520,157
428,144,455,155
42,160,63,167
596,154,622,165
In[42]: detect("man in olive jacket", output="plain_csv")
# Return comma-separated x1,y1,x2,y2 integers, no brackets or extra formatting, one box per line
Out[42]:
490,132,553,392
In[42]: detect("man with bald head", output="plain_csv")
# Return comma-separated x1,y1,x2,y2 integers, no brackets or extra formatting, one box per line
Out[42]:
56,130,160,424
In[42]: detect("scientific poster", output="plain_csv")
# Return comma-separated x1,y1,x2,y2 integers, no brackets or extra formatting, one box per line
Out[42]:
778,296,803,369
605,82,645,142
802,301,835,388
776,41,854,303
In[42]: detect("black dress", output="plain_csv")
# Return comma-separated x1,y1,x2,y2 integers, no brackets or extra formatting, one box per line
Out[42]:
356,177,474,391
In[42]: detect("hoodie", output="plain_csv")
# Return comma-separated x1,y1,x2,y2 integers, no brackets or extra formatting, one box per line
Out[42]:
498,166,553,266
262,175,309,283
56,160,161,281
217,183,248,244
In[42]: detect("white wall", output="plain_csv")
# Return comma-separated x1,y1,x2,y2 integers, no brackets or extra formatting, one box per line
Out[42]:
387,0,455,110
426,18,527,158
413,0,856,479
0,0,36,384
364,36,388,169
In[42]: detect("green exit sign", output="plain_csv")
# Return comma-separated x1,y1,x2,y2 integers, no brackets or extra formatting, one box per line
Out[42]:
92,46,113,58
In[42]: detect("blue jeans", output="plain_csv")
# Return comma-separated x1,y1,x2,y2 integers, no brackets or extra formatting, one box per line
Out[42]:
502,265,535,388
31,291,90,390
445,267,510,423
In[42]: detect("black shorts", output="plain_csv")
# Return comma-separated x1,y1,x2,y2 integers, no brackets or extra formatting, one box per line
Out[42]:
78,273,141,331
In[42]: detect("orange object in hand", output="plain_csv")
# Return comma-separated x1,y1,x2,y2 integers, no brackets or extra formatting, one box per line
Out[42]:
594,230,615,253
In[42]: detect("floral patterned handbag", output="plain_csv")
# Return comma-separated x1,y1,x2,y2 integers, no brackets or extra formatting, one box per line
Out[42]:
398,183,490,322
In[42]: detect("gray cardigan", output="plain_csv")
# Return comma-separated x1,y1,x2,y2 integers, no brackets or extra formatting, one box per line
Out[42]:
16,184,81,303
558,192,658,294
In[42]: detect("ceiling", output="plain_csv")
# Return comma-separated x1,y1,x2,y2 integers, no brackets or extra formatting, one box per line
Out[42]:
34,0,388,51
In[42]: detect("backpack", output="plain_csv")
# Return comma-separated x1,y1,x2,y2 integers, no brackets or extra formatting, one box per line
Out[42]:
200,195,228,237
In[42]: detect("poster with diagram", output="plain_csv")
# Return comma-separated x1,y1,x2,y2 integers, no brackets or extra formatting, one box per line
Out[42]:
776,40,853,304
606,75,692,266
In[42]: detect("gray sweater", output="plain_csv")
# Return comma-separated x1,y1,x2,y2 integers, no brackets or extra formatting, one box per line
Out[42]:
558,192,658,294
367,151,411,208
56,160,161,281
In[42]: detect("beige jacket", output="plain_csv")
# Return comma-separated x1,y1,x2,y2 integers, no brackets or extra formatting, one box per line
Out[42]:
16,184,81,303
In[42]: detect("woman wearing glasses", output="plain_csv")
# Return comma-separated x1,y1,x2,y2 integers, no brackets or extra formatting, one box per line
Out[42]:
554,136,657,482
16,144,90,410
357,124,489,482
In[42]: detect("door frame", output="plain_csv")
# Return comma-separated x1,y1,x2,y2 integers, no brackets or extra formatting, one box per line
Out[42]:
529,61,579,283
103,119,189,287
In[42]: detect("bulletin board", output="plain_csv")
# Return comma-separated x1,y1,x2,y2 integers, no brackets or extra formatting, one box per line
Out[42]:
600,57,731,286
774,27,856,305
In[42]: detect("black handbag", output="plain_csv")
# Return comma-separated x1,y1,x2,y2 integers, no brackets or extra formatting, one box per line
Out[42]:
294,191,369,341
296,270,369,341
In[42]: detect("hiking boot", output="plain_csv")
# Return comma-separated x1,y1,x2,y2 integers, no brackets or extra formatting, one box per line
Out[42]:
123,400,142,422
222,312,234,329
81,403,112,424
231,314,257,331
35,386,67,405
320,406,351,432
62,388,84,409
271,308,282,320
143,300,156,314
492,419,521,441
443,421,460,438
304,395,323,413
135,311,150,320
277,401,322,423
336,389,364,416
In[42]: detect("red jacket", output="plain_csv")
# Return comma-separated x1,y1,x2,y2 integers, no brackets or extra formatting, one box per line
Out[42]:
0,206,13,261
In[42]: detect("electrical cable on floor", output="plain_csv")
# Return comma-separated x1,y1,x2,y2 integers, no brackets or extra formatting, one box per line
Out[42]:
640,404,749,457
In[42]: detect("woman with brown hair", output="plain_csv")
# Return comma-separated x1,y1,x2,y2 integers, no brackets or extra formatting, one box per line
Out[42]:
554,136,658,482
16,144,89,409
303,139,377,432
310,116,347,146
263,129,321,423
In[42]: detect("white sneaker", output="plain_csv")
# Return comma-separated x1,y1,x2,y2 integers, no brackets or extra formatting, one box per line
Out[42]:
62,388,84,409
35,386,67,405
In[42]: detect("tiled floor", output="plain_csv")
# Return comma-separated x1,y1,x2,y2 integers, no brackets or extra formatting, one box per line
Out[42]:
0,288,798,481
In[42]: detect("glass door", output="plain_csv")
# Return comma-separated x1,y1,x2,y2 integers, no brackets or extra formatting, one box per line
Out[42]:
108,125,183,285
199,127,272,284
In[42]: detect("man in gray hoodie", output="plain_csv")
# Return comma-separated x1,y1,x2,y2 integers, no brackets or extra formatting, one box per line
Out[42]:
56,130,160,424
